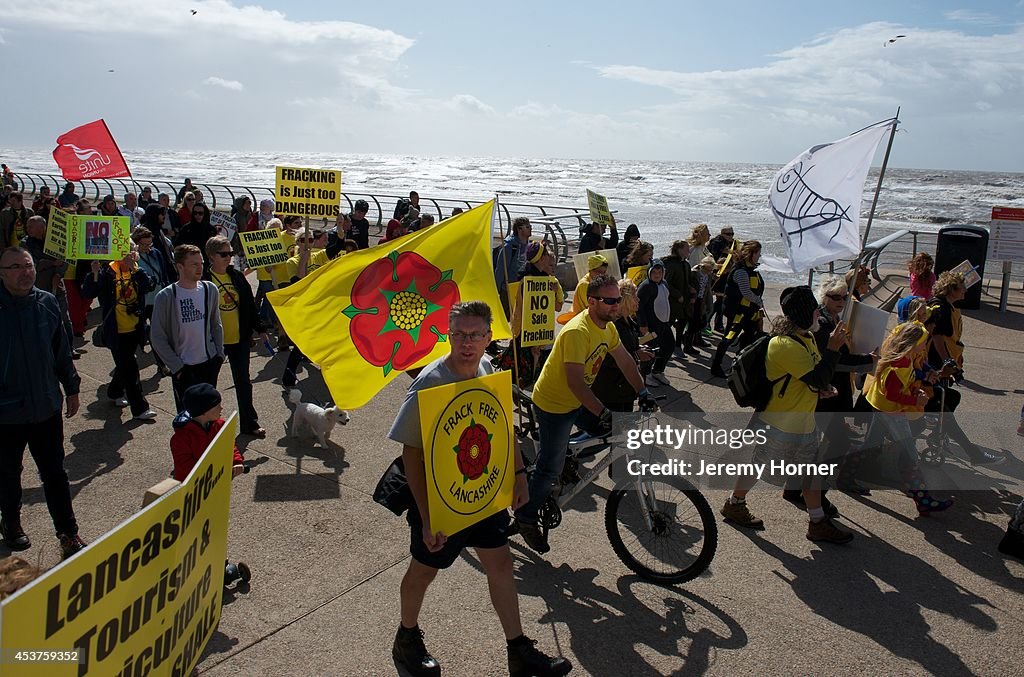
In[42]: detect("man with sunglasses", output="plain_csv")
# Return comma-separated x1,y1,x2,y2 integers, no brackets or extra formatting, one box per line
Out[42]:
204,236,268,437
512,274,655,553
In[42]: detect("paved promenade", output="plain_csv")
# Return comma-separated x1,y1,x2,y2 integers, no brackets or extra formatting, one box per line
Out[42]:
7,282,1024,676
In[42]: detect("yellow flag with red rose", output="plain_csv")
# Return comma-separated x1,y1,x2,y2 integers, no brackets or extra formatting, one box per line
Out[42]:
267,200,512,408
418,370,515,536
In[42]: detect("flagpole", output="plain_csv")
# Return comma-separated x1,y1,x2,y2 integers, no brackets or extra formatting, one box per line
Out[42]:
859,107,900,249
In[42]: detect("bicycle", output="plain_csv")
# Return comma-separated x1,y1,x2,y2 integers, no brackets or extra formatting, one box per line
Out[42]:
512,387,718,584
918,360,961,466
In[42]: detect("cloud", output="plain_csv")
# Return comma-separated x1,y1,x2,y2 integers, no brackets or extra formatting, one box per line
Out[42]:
944,9,1001,25
203,76,243,91
445,94,495,115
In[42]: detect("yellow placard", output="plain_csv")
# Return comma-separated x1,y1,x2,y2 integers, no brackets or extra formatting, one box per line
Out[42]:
44,207,71,261
586,188,611,226
74,216,131,261
418,370,514,537
626,265,648,287
239,228,289,269
0,414,237,676
274,165,343,218
521,275,557,347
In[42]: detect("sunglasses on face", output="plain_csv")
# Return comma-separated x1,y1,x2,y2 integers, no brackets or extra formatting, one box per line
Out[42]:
214,251,232,258
589,296,622,305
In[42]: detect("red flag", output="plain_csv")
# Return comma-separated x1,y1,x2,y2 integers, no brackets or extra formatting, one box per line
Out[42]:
52,119,130,181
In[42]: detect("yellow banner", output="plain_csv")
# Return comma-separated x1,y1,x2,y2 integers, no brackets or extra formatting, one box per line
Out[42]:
0,415,237,676
586,189,611,226
520,276,557,347
417,370,514,536
268,200,513,409
75,216,132,261
239,228,289,269
626,265,648,287
274,165,342,218
44,208,71,261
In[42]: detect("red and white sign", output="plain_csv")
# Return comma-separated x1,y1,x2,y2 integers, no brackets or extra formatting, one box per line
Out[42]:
52,119,131,181
989,206,1024,262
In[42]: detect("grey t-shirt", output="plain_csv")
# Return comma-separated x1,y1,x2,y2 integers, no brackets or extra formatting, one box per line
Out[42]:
388,355,494,449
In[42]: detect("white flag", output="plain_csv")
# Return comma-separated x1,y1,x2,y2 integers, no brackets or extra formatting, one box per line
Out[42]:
768,119,895,273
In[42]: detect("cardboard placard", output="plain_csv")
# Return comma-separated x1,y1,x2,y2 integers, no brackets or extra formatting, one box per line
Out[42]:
274,165,343,218
74,216,131,261
44,207,71,260
586,189,611,226
521,275,558,347
239,228,288,269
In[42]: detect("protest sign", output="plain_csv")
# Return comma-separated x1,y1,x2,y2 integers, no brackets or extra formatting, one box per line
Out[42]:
848,301,889,355
0,414,236,676
74,216,131,261
418,370,514,536
586,189,611,226
209,210,236,244
239,228,288,269
274,166,343,218
571,248,621,282
949,259,982,289
521,276,558,347
625,265,648,287
44,207,71,260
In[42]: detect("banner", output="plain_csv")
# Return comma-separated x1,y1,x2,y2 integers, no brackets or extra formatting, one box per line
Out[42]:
417,370,515,536
520,276,557,347
274,166,342,218
74,216,132,261
52,119,130,181
239,228,288,269
625,265,648,287
209,210,236,244
268,200,512,409
0,414,236,676
769,118,895,273
586,189,611,226
44,207,71,261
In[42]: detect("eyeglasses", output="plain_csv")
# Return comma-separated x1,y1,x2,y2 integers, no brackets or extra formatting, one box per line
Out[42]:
826,293,849,301
0,263,34,271
450,330,490,342
589,296,622,305
214,251,232,258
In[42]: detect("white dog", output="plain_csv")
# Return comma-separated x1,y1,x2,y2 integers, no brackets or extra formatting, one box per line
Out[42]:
287,389,350,448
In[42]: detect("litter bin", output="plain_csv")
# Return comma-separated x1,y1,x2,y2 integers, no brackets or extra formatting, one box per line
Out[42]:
934,225,988,310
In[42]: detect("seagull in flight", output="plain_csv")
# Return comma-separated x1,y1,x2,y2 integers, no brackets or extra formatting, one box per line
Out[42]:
884,34,906,46
191,9,198,15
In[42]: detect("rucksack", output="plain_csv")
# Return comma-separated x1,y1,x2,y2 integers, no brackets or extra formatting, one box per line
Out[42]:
727,334,809,411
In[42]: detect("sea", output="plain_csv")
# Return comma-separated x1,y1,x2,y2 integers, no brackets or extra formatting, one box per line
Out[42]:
4,147,1022,280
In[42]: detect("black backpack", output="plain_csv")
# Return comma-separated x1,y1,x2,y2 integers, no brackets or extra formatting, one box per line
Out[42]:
727,334,808,411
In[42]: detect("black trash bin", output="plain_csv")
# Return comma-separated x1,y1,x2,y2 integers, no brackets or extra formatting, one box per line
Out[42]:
933,225,988,310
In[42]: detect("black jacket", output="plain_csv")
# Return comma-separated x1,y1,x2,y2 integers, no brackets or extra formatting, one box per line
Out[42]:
662,254,692,322
578,226,619,255
0,284,80,423
591,315,642,409
82,265,154,350
203,266,264,344
813,307,874,411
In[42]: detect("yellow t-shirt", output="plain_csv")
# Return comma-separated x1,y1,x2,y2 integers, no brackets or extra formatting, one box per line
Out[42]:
532,311,621,414
210,271,241,346
113,268,141,334
762,333,820,434
572,273,592,314
256,230,295,284
286,249,330,282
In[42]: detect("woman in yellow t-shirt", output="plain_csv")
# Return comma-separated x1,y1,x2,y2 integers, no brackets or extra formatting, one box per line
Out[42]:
859,323,953,513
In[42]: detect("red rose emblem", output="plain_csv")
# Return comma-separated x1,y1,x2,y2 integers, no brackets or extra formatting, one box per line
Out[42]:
342,250,459,375
454,421,492,482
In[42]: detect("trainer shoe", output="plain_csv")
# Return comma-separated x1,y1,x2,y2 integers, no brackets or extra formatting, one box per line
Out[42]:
652,372,670,385
508,636,572,677
1,519,31,551
112,397,129,408
133,409,158,421
513,518,551,554
392,625,440,677
968,449,1005,466
58,533,87,559
721,498,764,529
807,518,853,544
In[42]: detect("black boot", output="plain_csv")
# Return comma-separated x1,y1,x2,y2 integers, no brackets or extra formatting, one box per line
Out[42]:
0,518,30,551
507,635,572,677
393,625,441,677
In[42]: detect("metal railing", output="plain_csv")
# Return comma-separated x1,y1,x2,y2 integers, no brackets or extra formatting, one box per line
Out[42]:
13,172,596,263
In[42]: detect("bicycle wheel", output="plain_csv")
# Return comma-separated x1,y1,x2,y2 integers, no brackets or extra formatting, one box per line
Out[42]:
605,478,717,584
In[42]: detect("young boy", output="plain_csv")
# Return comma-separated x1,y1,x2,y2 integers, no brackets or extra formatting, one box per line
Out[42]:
171,383,245,481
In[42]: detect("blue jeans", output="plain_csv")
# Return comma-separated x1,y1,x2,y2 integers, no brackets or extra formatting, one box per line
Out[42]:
862,413,917,472
257,279,276,325
515,405,580,524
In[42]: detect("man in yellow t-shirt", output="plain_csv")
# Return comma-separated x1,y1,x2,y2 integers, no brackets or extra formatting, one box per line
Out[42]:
721,286,851,544
513,273,655,553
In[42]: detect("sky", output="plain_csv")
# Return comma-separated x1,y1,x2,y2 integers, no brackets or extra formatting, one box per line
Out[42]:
1,0,1022,171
